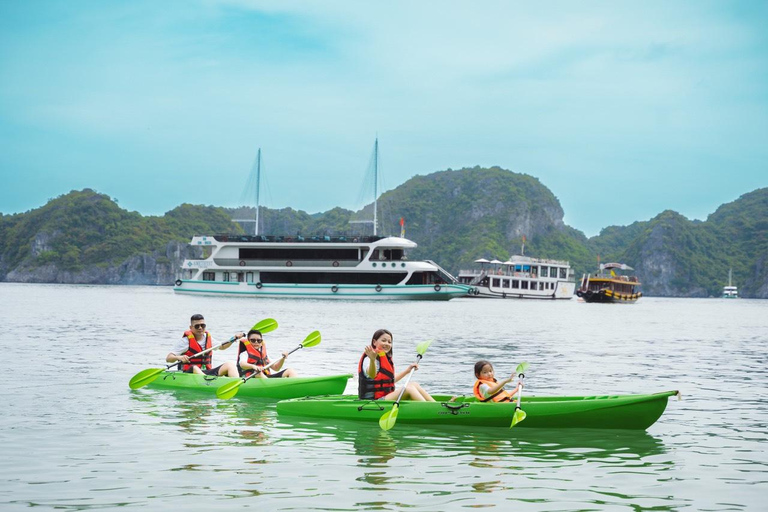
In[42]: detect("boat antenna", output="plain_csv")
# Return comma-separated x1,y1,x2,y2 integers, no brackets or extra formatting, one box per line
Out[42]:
521,235,526,256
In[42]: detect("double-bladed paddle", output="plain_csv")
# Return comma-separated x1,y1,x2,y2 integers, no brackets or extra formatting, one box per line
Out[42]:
510,361,529,428
128,318,278,390
215,330,322,400
378,340,433,431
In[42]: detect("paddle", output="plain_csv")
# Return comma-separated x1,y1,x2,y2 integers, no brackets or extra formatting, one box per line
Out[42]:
216,330,322,400
510,361,529,428
128,318,278,390
378,340,433,431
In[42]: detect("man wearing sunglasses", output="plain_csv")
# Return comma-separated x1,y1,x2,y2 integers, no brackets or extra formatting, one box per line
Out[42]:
237,329,298,378
166,313,242,377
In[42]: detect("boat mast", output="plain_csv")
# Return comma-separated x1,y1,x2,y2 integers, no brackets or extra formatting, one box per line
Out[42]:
373,138,378,236
728,268,732,287
255,148,261,236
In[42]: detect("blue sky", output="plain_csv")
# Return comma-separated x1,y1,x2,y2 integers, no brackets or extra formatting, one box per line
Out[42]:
1,1,766,236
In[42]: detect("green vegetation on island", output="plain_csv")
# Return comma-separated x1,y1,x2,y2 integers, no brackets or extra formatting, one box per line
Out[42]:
1,172,766,297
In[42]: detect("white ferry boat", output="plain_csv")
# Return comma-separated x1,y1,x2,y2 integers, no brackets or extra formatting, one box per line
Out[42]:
458,255,576,299
723,268,738,298
174,234,471,300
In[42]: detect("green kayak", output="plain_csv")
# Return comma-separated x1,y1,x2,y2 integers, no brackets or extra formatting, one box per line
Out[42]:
276,391,680,430
145,371,352,399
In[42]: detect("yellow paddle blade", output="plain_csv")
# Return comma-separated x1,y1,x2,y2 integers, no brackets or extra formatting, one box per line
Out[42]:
510,408,527,428
379,403,400,431
216,379,245,400
415,339,433,356
253,318,278,334
128,367,164,390
301,330,321,348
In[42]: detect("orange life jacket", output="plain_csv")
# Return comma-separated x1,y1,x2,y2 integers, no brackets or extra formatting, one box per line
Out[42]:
239,340,271,376
181,330,212,371
358,352,395,399
473,378,513,402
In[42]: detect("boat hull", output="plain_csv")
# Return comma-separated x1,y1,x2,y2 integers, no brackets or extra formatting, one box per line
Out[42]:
145,372,352,399
468,281,575,299
577,289,642,303
174,281,469,300
277,391,679,430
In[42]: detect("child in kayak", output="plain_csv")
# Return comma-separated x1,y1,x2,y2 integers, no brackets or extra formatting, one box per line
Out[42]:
358,328,435,401
473,360,523,402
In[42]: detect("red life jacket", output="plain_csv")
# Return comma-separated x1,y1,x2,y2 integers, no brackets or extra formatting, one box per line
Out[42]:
358,352,395,399
181,330,212,372
473,378,513,402
238,340,271,376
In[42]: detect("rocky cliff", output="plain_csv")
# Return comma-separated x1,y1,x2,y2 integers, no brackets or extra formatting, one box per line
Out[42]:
1,179,767,298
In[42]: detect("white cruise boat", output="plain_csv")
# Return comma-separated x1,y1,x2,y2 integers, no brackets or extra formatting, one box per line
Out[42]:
722,268,738,298
173,234,470,300
458,254,576,299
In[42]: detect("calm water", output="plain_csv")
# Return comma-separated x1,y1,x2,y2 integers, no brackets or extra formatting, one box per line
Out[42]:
2,283,767,510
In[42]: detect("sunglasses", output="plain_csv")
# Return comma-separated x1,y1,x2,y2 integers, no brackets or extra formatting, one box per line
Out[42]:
193,323,206,329
248,338,263,343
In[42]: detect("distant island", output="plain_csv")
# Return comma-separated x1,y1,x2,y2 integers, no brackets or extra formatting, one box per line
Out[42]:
1,167,766,298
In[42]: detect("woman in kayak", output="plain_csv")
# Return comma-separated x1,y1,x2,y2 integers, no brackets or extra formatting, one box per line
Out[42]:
473,360,522,402
358,328,435,401
237,329,298,378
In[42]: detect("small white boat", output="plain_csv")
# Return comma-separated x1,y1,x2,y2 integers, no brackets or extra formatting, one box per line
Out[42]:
458,254,576,299
723,269,738,298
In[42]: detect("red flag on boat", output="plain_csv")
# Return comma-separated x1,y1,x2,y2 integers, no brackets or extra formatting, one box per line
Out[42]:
400,217,405,238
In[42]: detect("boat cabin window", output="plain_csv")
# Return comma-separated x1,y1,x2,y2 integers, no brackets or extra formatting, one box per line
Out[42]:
521,280,529,290
559,268,567,279
540,267,548,278
492,278,501,287
502,279,510,288
202,271,215,281
531,266,538,276
261,271,407,285
239,248,360,261
223,271,230,282
512,280,519,289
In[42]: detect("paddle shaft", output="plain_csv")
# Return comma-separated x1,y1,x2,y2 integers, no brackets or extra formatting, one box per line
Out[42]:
515,373,525,410
392,354,422,406
167,335,241,370
237,344,303,384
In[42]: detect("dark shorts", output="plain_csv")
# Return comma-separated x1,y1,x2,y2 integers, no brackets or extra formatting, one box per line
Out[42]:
238,367,286,378
184,365,223,376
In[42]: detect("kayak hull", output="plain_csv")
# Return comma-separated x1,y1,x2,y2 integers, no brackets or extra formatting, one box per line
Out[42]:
145,372,352,399
276,391,679,430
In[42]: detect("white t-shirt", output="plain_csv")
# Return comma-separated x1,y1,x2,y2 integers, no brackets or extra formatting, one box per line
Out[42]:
478,382,494,399
360,355,383,378
171,332,210,357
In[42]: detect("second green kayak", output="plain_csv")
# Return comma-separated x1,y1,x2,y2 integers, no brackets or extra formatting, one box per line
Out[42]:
145,371,352,399
276,391,680,430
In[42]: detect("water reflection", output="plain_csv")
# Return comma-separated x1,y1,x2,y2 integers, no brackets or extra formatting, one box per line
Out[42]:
275,416,668,465
129,389,276,447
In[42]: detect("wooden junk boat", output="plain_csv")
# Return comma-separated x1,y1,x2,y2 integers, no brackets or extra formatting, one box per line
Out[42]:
577,262,642,303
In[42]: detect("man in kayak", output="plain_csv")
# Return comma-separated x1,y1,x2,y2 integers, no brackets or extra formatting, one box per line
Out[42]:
237,329,298,378
166,314,241,377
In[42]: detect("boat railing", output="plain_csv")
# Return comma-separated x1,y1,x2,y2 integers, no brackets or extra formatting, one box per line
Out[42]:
214,258,363,268
208,234,385,244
